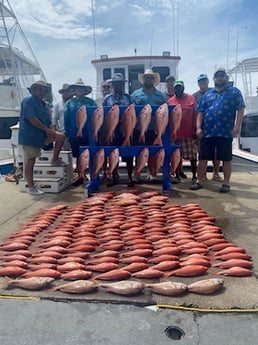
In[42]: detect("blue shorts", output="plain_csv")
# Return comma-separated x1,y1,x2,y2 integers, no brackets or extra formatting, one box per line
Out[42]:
199,137,232,161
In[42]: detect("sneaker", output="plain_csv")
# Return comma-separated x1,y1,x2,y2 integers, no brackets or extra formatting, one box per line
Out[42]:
51,158,65,166
72,178,84,186
190,181,203,190
27,185,44,195
106,178,116,187
127,179,135,188
170,176,181,184
179,171,187,179
219,184,230,193
132,176,141,184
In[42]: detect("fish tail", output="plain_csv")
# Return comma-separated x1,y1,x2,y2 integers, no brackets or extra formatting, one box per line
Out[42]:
153,137,162,145
1,277,14,290
122,138,131,146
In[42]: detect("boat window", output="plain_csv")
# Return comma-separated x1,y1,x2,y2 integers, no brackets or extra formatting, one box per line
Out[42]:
0,117,19,139
103,68,111,81
114,68,125,78
152,67,170,82
240,115,258,137
128,64,144,94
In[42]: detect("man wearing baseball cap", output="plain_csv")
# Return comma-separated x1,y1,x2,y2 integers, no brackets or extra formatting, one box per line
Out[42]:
167,80,198,185
193,74,222,182
191,67,245,193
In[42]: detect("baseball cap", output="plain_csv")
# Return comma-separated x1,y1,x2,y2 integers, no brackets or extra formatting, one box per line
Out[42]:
197,74,208,82
174,80,184,87
214,67,226,77
165,75,176,82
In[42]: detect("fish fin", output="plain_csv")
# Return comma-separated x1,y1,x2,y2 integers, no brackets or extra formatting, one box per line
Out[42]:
122,138,131,146
1,277,13,290
153,137,163,145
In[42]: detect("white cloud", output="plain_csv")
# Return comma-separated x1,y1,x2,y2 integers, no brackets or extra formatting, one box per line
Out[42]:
5,0,258,98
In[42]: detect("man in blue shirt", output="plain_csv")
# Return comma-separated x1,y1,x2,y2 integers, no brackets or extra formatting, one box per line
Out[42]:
19,80,65,194
191,68,245,193
131,69,166,181
102,73,134,187
64,78,97,186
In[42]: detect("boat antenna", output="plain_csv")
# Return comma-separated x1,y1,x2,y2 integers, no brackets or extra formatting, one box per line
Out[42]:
149,26,153,68
91,0,97,59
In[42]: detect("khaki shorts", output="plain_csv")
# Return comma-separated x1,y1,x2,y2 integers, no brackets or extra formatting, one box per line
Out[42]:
22,138,52,160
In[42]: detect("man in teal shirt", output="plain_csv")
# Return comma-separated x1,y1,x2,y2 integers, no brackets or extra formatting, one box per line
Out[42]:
64,78,97,186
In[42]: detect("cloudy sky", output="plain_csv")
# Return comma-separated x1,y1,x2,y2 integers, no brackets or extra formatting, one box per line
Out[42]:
7,0,258,99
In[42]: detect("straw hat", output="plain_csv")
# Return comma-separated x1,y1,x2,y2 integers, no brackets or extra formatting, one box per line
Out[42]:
30,80,50,92
69,78,92,94
58,83,70,94
138,69,160,86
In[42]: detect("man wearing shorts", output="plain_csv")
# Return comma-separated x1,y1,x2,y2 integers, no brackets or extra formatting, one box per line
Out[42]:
190,68,245,193
18,80,65,195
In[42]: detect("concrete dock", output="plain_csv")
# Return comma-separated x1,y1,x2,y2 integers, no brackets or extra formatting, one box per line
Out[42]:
0,157,257,344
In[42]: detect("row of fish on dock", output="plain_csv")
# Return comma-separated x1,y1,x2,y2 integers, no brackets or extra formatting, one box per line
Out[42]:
0,191,253,297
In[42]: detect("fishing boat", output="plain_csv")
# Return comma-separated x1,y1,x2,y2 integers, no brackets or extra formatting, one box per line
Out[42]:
0,0,47,174
91,53,180,98
229,58,258,163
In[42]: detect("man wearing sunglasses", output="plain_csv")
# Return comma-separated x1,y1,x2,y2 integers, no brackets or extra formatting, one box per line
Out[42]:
190,68,245,193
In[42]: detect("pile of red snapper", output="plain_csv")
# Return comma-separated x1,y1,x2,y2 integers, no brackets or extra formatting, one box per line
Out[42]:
0,191,253,295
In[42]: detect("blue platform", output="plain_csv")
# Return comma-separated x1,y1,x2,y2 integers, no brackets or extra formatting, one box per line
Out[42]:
78,105,179,195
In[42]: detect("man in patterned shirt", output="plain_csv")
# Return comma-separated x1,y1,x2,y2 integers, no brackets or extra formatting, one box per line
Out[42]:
190,68,245,193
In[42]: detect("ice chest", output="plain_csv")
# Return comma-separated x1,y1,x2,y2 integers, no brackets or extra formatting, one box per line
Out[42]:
36,150,73,165
19,177,70,193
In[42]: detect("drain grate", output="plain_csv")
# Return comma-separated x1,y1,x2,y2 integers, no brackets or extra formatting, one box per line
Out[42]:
165,326,185,340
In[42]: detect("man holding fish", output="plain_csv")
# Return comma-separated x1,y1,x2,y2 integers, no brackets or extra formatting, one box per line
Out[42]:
131,69,166,182
102,73,135,187
64,78,97,186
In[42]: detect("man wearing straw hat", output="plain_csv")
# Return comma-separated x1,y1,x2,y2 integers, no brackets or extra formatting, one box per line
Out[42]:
131,69,166,182
64,78,97,186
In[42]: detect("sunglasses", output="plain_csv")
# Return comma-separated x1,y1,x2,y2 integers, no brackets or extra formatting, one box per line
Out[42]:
103,85,111,89
144,75,154,80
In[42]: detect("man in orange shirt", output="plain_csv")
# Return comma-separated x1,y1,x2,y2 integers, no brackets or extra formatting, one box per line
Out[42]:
167,80,198,187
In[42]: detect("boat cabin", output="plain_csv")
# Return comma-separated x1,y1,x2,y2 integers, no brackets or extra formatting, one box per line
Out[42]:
91,55,181,98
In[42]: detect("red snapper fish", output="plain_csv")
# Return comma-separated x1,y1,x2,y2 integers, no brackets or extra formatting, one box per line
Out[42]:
170,148,181,175
76,105,87,137
91,106,104,141
134,148,149,177
138,104,152,143
169,104,182,140
78,148,90,175
153,103,169,145
108,148,119,178
105,105,119,143
99,280,145,295
121,104,137,146
152,148,165,177
93,148,105,178
3,277,55,290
